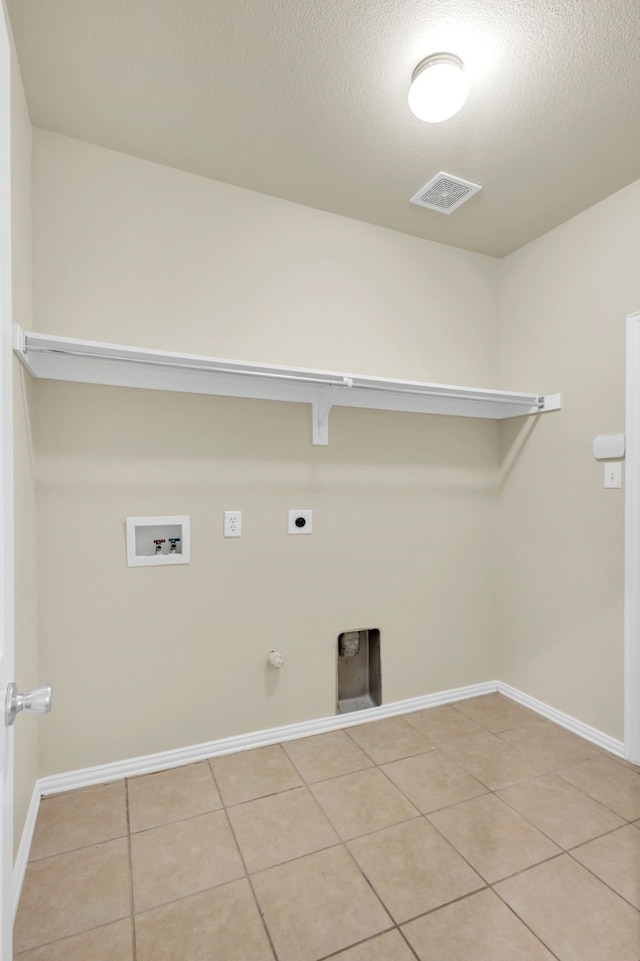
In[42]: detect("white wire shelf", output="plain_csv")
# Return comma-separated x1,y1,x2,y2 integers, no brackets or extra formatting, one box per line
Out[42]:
14,327,561,445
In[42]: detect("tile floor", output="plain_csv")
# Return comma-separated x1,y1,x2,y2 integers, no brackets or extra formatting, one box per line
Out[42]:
14,694,640,961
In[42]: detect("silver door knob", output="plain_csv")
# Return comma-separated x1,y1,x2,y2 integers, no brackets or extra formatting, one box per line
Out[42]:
5,682,53,726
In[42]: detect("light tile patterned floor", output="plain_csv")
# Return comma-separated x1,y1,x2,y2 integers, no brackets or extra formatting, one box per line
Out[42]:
14,694,640,960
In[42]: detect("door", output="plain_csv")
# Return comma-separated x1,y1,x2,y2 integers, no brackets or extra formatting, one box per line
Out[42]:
0,2,15,955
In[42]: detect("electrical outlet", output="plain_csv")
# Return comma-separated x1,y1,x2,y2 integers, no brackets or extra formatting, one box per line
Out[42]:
288,509,312,534
224,510,242,537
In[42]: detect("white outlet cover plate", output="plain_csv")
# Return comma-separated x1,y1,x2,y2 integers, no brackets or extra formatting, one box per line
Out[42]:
288,509,312,534
224,510,242,537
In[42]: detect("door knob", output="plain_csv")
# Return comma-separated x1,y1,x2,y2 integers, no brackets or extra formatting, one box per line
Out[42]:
5,682,53,727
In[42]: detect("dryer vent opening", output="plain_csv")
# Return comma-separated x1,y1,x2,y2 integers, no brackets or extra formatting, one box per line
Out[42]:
337,629,381,714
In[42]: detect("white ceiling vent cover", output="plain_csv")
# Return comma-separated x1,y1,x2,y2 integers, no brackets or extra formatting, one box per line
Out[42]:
410,172,481,214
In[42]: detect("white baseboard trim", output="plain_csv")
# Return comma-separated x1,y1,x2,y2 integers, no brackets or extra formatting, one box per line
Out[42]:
498,682,625,757
17,679,623,913
38,680,498,796
13,781,41,920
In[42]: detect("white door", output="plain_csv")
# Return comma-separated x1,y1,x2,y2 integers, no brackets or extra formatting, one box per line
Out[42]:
0,2,15,956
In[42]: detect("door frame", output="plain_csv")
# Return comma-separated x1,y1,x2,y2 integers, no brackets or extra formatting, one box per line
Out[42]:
625,311,640,764
0,263,13,957
0,0,15,954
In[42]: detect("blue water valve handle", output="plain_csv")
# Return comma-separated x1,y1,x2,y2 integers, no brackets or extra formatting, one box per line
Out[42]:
168,537,181,553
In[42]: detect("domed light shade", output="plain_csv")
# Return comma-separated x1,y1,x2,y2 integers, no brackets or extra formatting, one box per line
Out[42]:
408,53,468,123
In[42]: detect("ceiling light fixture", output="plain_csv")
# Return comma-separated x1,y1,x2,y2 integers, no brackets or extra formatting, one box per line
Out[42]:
408,52,468,123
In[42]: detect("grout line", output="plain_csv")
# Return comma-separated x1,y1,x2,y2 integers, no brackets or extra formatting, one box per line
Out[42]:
209,758,279,959
492,886,564,961
338,840,398,928
26,831,129,865
552,766,639,822
565,840,640,913
449,698,544,735
341,714,436,764
568,822,637,854
495,779,631,852
203,755,222,799
295,763,376,786
418,808,492,883
128,806,227,837
129,879,248,919
314,927,418,961
396,926,424,961
245,836,343,874
473,848,566,887
124,778,138,961
389,884,490,928
215,782,305,808
220,803,278,960
446,700,510,737
12,916,133,957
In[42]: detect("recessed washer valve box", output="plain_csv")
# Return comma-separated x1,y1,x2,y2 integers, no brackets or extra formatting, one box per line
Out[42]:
126,516,190,567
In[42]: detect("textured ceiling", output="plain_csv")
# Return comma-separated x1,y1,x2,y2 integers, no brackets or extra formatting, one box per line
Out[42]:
7,0,640,256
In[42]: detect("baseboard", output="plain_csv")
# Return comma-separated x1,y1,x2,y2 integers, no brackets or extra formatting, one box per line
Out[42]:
38,680,498,796
19,678,624,914
498,682,625,757
13,781,41,920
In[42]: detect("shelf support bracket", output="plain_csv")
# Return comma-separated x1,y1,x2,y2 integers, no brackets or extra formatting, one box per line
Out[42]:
312,387,334,445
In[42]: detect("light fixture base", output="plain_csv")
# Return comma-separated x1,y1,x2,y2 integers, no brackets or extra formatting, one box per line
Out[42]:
411,52,464,85
408,52,468,123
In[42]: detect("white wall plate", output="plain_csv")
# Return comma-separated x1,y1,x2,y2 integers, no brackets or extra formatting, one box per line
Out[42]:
288,509,312,534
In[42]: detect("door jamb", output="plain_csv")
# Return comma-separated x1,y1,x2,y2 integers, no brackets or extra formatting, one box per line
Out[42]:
624,311,640,763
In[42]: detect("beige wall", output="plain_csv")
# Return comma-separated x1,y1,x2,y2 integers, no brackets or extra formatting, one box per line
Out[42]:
498,178,640,739
32,130,499,386
36,386,499,773
10,42,38,852
32,132,501,775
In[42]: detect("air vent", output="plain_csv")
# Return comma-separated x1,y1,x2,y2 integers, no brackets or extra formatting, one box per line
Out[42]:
410,172,481,214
